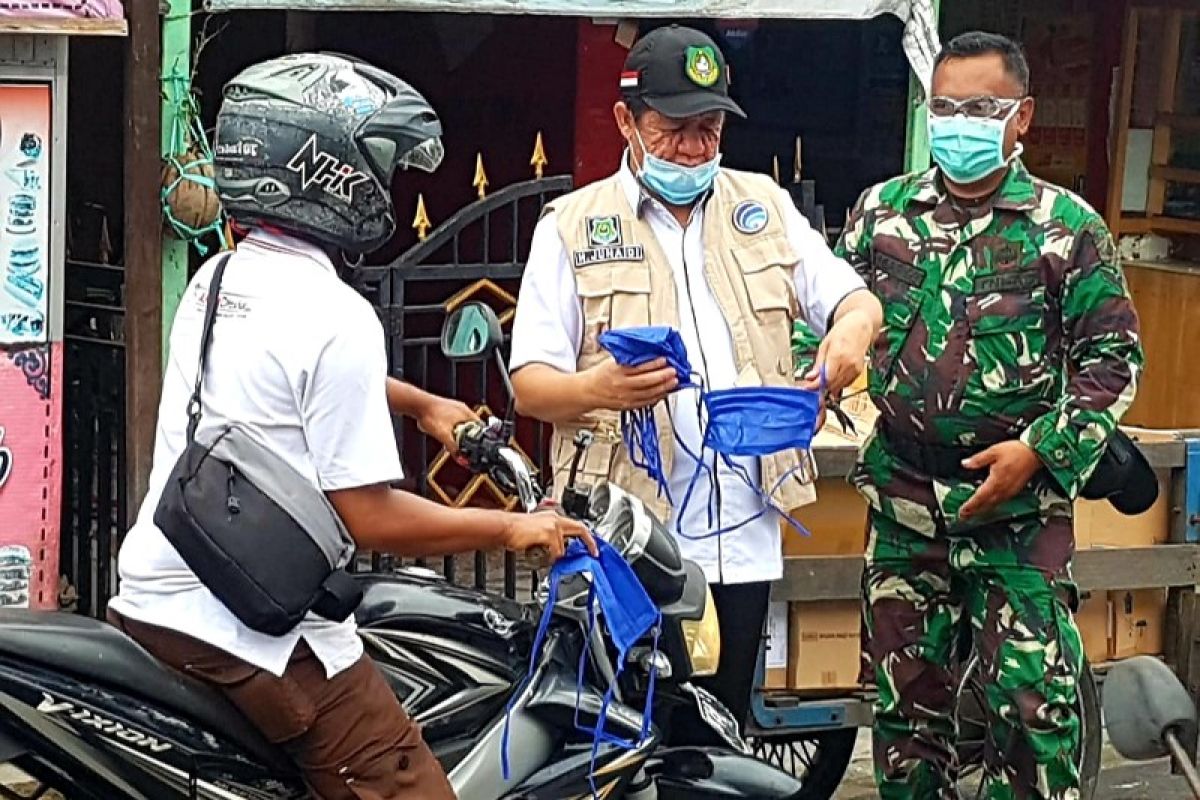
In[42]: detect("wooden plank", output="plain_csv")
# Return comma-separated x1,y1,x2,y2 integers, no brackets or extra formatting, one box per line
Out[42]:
775,556,862,602
1075,545,1200,591
1165,586,1183,671
813,447,858,478
0,18,127,37
1105,6,1141,229
1118,214,1200,236
1158,113,1200,133
1147,10,1183,215
1150,165,1200,185
123,0,163,523
774,545,1200,603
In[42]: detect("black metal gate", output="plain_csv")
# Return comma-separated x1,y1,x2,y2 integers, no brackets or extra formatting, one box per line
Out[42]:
352,174,572,600
60,257,127,617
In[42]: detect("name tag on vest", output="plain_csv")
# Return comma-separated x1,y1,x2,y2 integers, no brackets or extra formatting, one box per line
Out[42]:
573,245,646,267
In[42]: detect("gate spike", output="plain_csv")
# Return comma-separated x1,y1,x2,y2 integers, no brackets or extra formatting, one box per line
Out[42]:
772,155,780,185
473,153,489,199
793,136,803,184
531,132,548,179
413,194,431,241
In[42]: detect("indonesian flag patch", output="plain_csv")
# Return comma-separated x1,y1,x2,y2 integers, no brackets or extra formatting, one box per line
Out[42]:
619,70,640,89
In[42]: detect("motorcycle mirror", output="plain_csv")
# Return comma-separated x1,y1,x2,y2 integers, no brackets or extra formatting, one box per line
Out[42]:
440,301,518,433
440,302,503,363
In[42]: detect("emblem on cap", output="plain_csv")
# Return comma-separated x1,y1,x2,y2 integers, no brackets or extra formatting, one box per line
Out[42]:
587,215,623,247
732,201,768,234
685,46,720,88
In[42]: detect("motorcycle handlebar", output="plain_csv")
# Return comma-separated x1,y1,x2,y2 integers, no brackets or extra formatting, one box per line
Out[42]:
453,420,544,514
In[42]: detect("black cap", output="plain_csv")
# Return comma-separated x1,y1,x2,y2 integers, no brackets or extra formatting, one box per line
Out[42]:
621,25,745,120
1079,429,1160,515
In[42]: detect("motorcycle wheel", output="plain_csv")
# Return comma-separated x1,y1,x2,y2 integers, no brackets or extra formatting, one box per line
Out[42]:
955,653,1101,800
747,728,857,800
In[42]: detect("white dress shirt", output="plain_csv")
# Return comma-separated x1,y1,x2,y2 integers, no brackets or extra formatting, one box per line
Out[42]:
510,160,866,584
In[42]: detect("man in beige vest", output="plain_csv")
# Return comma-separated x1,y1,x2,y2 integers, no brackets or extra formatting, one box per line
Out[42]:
509,24,882,734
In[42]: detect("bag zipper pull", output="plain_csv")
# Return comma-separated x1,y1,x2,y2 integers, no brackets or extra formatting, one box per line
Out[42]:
226,466,241,514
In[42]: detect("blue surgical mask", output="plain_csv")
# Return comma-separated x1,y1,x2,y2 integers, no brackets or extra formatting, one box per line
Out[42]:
599,326,698,502
676,383,821,540
928,105,1022,184
502,537,661,794
633,130,720,206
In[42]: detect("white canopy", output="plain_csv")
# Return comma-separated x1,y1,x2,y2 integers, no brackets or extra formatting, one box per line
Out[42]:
204,0,940,93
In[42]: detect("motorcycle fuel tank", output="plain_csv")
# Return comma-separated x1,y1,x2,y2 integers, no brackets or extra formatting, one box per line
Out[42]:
353,570,537,753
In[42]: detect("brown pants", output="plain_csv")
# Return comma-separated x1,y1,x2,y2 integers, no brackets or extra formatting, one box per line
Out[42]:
108,611,456,800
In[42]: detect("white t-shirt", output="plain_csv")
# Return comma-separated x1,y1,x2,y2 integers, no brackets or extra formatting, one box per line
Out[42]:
110,229,403,678
510,161,865,584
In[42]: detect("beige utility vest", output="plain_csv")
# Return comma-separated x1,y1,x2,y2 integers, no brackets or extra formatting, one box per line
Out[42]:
544,168,818,523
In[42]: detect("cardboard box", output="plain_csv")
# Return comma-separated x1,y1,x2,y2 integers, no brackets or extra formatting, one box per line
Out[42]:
788,601,862,691
1074,593,1111,666
782,479,869,557
1109,589,1168,660
763,601,789,690
1075,470,1170,549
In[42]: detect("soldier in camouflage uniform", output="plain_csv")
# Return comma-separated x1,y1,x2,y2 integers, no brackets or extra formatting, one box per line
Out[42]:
833,32,1144,800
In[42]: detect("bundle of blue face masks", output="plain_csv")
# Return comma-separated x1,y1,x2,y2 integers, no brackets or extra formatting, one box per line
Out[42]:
598,327,698,502
601,325,822,541
501,536,661,795
675,382,821,540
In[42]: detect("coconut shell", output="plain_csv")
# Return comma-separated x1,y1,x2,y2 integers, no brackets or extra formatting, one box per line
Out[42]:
161,148,221,233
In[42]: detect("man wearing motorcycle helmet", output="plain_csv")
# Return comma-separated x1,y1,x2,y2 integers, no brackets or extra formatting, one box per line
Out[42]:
108,53,592,799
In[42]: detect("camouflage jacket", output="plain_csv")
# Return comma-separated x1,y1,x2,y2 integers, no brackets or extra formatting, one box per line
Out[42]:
833,160,1144,533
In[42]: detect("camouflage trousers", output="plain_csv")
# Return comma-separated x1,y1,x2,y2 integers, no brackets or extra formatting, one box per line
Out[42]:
862,509,1083,800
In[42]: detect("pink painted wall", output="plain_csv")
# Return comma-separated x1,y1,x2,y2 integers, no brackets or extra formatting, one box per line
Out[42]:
0,342,62,610
0,1,123,19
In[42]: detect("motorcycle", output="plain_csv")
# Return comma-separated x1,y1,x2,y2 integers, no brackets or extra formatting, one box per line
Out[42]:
0,300,805,800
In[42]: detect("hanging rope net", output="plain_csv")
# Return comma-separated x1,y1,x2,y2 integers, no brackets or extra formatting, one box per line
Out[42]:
161,68,229,256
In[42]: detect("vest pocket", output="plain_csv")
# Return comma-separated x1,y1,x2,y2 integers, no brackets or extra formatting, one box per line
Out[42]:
732,236,799,380
575,262,652,356
732,235,799,316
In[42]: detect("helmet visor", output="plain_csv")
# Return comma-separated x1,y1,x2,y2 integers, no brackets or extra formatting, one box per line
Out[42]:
399,137,444,174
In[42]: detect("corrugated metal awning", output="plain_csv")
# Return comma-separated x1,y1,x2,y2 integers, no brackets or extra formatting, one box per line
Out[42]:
204,0,940,92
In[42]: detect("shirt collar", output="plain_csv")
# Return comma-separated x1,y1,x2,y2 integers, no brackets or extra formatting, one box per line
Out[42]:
617,152,646,216
239,227,337,273
912,158,1041,215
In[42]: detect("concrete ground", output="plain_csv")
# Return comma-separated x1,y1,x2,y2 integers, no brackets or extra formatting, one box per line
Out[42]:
2,733,1195,798
834,729,1195,799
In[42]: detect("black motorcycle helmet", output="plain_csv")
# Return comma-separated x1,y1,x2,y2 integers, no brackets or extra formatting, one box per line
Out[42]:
213,52,444,256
